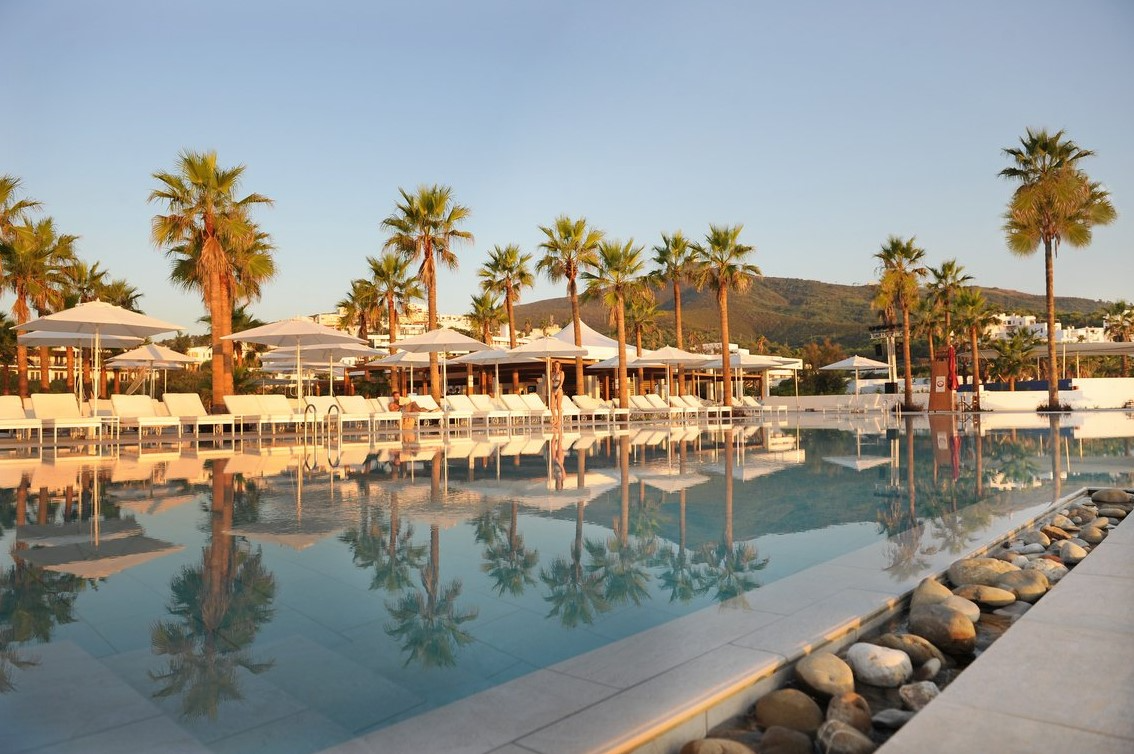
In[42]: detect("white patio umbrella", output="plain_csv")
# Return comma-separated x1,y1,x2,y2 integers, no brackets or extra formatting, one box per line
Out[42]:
223,318,362,402
107,343,196,396
390,328,491,398
16,300,184,415
265,342,383,396
17,330,145,404
448,348,541,397
696,352,798,402
508,336,587,402
373,349,432,394
639,345,705,398
819,355,891,396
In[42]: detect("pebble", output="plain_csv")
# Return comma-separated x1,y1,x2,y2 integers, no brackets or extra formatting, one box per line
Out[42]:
1021,530,1051,547
872,708,915,729
1080,526,1107,545
1050,514,1079,531
1091,488,1131,504
1041,525,1071,541
1097,506,1128,520
898,680,940,711
1057,540,1088,565
1023,558,1069,583
994,570,1049,603
873,633,946,666
909,577,952,610
796,652,855,698
993,601,1032,619
845,643,912,688
952,584,1016,609
913,657,941,681
947,558,1019,587
680,739,756,754
754,689,824,735
1009,555,1029,568
827,692,873,735
759,726,812,754
816,719,877,754
909,604,976,655
941,595,981,623
1020,542,1046,554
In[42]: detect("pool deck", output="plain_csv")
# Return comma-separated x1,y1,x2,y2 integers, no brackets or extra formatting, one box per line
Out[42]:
879,500,1134,753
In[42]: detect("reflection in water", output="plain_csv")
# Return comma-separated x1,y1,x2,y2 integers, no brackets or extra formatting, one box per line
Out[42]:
149,459,277,719
384,451,479,668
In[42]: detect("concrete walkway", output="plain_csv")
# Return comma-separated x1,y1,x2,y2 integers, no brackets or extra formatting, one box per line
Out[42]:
880,505,1134,753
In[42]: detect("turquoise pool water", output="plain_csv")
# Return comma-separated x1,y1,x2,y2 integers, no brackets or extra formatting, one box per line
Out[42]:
2,413,1132,753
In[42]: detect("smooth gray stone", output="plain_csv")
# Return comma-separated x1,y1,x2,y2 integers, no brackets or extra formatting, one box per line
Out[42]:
909,577,952,610
872,708,915,729
816,719,877,754
948,557,1019,587
912,657,941,682
827,692,873,735
845,642,912,688
796,651,855,698
1092,488,1130,504
899,680,940,711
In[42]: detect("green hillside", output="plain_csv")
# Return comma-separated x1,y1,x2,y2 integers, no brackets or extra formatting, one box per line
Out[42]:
513,276,1109,351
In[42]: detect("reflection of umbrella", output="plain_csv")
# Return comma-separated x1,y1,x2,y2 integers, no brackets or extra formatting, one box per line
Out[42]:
819,355,890,396
16,535,184,578
822,455,892,471
634,467,710,493
17,519,143,546
227,521,339,551
390,328,492,397
223,318,362,401
458,472,619,511
16,301,183,412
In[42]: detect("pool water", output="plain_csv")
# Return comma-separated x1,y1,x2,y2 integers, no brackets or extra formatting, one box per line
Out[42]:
2,413,1131,753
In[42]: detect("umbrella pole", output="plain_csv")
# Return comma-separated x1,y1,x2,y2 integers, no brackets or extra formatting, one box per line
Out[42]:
296,342,303,402
329,355,334,397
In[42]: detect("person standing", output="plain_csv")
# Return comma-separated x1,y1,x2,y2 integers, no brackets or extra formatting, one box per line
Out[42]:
549,361,565,427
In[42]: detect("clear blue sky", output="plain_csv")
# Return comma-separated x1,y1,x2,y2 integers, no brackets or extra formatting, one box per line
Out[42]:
3,0,1131,334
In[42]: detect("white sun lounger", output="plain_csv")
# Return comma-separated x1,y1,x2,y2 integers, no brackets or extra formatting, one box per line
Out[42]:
163,393,236,438
0,395,42,444
110,394,183,438
30,393,103,444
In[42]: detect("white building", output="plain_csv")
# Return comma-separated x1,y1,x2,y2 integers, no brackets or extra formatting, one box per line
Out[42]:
985,313,1108,343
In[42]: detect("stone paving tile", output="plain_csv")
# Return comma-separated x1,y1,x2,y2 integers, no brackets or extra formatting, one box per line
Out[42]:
518,645,782,754
20,716,210,754
882,697,1134,754
1022,570,1134,634
322,669,617,754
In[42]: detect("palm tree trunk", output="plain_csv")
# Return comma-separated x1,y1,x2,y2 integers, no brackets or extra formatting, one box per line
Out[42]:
426,260,440,401
387,298,399,393
219,282,235,398
506,294,519,394
635,328,644,395
901,304,914,409
615,295,628,409
970,327,982,411
65,347,75,392
38,346,51,390
569,277,585,396
208,271,225,409
674,280,684,396
1044,238,1059,409
719,287,732,407
724,428,734,548
17,345,29,398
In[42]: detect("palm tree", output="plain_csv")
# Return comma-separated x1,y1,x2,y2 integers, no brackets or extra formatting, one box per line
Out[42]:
872,235,927,410
912,296,942,364
624,291,661,394
538,216,605,395
479,243,535,393
650,232,697,395
581,239,649,408
953,287,997,409
693,225,761,407
1000,129,1117,409
369,251,423,352
991,328,1041,390
926,259,973,349
150,150,273,408
467,291,505,346
1,218,76,396
0,175,41,257
381,185,473,401
98,278,143,312
1099,301,1133,376
337,277,380,341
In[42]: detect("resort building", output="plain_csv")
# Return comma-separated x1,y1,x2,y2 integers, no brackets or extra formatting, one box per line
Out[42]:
985,313,1109,343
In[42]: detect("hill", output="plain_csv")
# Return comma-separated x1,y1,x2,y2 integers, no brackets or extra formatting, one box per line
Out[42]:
513,277,1109,351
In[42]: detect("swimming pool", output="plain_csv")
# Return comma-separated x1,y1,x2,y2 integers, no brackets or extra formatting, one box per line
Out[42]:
2,412,1131,753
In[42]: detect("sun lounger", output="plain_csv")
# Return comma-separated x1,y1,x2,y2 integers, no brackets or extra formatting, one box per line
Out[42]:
447,393,508,431
520,393,553,424
365,397,405,431
0,395,42,444
110,394,183,438
500,393,542,427
682,395,732,422
629,394,673,421
163,393,236,438
572,394,623,425
223,394,304,436
413,394,460,433
644,393,691,421
466,394,514,430
303,395,372,436
30,393,104,444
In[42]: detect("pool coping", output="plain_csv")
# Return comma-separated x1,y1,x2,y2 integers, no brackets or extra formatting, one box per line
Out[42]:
321,487,1082,754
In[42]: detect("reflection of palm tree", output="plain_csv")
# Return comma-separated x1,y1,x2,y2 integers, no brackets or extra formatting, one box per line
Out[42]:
341,497,426,593
584,436,653,607
695,429,768,607
879,419,929,577
480,501,538,597
385,525,479,668
149,460,277,719
541,501,610,628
